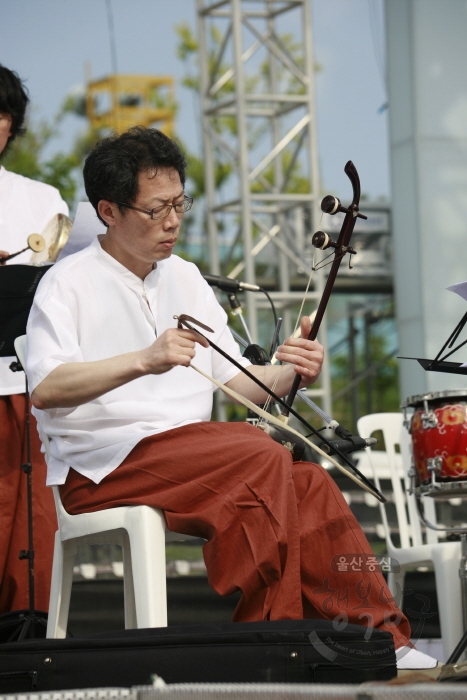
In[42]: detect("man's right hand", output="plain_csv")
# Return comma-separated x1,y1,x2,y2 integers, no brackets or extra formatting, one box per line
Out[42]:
0,250,9,265
140,328,209,375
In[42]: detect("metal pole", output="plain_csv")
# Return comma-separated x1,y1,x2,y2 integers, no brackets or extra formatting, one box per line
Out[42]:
197,0,221,276
302,0,331,420
349,308,359,432
365,311,373,415
232,0,258,340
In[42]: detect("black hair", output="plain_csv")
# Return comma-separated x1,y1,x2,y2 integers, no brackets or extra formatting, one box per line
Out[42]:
83,127,187,225
0,65,29,146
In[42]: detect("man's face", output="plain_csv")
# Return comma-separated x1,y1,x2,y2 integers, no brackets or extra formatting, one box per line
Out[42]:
0,113,12,156
104,167,185,277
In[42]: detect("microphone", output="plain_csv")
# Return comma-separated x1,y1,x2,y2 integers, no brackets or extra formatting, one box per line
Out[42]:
203,273,260,293
319,436,377,456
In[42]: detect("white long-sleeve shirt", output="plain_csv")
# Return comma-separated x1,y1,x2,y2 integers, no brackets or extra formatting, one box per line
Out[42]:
26,237,249,486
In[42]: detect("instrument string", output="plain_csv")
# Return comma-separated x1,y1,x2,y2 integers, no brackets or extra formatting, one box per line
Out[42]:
255,207,324,423
259,246,318,422
292,209,323,338
293,247,317,337
312,250,346,272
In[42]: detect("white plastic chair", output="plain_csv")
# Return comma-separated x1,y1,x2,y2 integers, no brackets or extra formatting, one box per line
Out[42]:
357,412,463,661
14,335,177,638
47,486,168,638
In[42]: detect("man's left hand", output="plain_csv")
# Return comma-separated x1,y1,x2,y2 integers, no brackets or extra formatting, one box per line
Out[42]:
275,316,324,387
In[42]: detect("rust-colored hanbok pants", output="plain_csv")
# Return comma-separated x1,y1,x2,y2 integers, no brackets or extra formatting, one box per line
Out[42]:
0,394,57,613
60,421,411,648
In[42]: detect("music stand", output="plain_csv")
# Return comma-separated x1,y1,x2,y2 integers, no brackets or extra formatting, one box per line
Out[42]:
0,264,51,642
398,310,467,376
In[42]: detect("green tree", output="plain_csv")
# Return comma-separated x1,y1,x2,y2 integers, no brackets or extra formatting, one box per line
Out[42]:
332,330,399,431
2,115,81,208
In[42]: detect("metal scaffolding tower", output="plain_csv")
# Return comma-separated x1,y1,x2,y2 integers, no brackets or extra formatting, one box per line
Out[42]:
196,0,331,418
85,74,175,135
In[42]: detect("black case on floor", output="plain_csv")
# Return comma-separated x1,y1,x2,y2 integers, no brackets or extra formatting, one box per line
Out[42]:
0,620,397,692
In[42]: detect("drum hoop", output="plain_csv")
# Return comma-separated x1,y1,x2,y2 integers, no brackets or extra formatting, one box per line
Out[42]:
415,481,467,499
401,388,467,408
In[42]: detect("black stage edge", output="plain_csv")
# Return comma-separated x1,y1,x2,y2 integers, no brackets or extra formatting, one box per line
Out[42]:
66,573,440,639
68,577,240,635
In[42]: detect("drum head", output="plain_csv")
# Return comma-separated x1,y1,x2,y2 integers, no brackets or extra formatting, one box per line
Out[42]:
401,389,467,409
30,213,73,263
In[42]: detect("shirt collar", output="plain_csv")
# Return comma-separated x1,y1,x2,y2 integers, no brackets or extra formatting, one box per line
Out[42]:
89,235,162,291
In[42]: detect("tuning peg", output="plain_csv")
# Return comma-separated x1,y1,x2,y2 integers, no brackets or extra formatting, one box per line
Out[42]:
321,194,368,220
312,230,357,257
321,195,345,215
312,231,338,251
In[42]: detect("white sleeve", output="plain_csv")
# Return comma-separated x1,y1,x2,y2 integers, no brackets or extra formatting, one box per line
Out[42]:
25,277,83,392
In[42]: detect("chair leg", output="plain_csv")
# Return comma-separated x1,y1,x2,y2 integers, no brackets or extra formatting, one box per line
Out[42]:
46,533,76,638
121,532,137,629
387,570,405,608
126,507,167,628
432,547,464,662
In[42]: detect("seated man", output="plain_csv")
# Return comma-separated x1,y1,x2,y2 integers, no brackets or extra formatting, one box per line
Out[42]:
26,126,435,670
0,63,67,614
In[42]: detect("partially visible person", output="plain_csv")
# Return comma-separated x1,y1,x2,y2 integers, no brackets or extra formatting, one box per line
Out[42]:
0,64,67,613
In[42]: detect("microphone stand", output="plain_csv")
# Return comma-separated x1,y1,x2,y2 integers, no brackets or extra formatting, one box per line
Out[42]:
0,358,47,642
0,264,55,642
226,292,253,345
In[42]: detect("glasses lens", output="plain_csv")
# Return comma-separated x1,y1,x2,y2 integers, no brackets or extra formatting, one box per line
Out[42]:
151,197,193,219
180,197,193,213
150,204,169,220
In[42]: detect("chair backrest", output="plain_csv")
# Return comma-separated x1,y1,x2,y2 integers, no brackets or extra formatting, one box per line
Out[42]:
357,412,421,549
14,334,27,372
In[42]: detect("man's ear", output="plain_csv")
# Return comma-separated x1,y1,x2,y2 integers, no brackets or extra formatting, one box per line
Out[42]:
98,200,119,227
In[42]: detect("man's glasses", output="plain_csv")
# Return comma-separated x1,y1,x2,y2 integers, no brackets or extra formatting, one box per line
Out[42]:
112,196,193,221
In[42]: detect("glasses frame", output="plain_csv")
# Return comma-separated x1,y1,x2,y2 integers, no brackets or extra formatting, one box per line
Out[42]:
112,195,193,221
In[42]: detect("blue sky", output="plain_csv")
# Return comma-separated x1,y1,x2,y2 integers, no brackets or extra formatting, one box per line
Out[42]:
1,0,389,201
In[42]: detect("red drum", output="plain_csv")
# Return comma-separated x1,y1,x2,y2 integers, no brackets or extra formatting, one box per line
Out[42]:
402,390,467,486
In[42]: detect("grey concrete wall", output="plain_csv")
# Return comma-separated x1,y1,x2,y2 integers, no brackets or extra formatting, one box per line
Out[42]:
385,0,467,400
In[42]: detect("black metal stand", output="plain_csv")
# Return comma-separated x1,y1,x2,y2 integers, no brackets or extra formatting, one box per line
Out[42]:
0,361,47,643
399,310,467,376
446,631,467,666
0,266,55,642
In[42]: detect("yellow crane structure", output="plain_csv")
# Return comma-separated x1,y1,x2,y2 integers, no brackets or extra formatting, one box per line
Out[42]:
85,74,175,136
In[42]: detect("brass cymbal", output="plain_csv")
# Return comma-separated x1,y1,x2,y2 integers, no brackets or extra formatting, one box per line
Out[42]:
30,213,73,263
